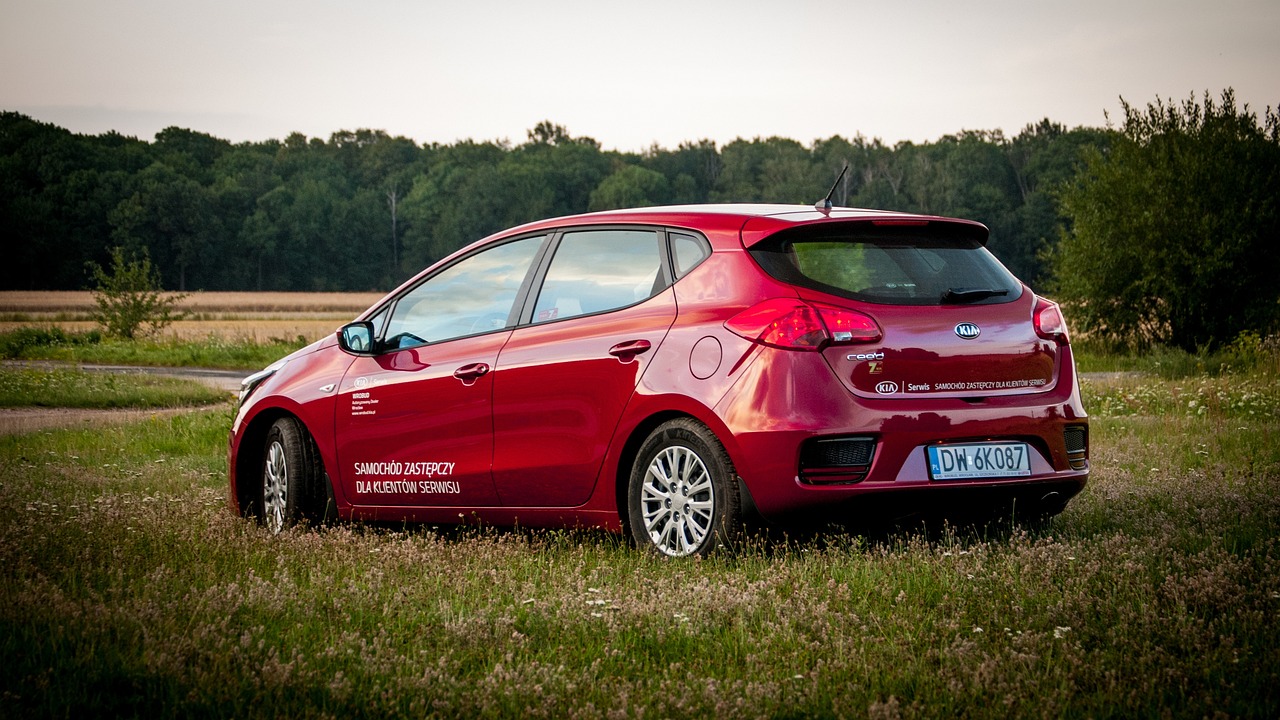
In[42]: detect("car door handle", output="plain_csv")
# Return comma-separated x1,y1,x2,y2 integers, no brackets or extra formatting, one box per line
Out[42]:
608,339,652,362
453,362,490,385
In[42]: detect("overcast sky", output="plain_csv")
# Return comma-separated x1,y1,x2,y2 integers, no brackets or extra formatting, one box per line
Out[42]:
2,0,1277,151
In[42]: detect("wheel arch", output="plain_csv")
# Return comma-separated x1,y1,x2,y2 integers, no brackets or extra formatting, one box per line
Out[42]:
612,410,697,535
233,407,296,516
610,401,759,534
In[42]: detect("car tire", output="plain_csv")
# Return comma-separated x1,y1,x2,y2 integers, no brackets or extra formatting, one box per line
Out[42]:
627,418,742,557
260,416,325,533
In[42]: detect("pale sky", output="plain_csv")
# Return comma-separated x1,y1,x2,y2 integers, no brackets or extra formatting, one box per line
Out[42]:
2,0,1277,151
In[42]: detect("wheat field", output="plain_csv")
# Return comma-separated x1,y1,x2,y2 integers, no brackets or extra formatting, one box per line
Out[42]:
0,291,386,342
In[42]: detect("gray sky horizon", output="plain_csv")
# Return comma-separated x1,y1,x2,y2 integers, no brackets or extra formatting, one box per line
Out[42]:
3,0,1277,151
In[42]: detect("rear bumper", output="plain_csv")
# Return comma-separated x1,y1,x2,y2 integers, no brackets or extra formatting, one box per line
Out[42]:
714,348,1089,524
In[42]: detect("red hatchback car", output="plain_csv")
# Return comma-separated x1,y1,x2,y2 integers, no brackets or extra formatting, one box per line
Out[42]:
230,204,1089,556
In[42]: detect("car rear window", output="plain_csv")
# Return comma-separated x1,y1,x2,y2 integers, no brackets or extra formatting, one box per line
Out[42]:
749,223,1022,306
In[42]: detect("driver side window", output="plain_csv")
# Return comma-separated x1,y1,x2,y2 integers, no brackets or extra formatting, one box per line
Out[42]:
383,235,545,350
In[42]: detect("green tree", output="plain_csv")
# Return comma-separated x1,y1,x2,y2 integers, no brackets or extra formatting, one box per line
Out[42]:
589,164,671,210
86,246,188,339
642,139,719,203
996,121,1110,287
713,137,821,203
330,129,424,275
400,141,513,267
210,141,283,290
108,162,218,291
1051,90,1280,350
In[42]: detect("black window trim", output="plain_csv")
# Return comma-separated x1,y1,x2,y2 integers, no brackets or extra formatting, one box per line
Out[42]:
363,223,714,352
667,229,713,280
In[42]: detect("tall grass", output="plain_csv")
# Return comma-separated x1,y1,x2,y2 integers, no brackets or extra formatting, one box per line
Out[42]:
0,327,306,370
1074,331,1280,378
1,373,1278,717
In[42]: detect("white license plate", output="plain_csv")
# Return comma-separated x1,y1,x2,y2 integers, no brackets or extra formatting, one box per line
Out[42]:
928,442,1031,480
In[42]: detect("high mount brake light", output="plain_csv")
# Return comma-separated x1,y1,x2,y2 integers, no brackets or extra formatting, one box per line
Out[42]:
1034,296,1069,344
726,299,881,350
870,219,929,227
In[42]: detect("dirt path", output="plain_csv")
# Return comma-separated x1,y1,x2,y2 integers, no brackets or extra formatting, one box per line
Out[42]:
0,405,211,435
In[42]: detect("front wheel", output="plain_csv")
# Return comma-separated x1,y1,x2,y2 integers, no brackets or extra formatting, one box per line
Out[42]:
627,419,742,557
260,416,324,533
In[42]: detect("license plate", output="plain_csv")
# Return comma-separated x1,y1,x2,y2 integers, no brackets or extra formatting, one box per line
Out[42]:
927,442,1031,480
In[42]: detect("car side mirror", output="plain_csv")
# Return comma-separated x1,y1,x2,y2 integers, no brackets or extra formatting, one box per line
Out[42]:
337,321,376,355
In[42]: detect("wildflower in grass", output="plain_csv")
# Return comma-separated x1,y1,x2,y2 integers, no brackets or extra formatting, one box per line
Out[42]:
1054,626,1072,639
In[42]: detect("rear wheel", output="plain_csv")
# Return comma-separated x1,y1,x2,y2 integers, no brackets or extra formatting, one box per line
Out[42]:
260,417,324,533
627,419,742,557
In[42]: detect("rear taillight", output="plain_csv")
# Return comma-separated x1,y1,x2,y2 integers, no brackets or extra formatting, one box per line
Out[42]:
1034,297,1069,344
726,299,881,350
817,305,881,343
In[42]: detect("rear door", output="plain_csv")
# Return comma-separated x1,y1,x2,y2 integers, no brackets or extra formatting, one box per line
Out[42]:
490,228,677,507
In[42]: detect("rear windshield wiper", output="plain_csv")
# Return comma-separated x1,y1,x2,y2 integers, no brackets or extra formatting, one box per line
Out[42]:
940,287,1010,304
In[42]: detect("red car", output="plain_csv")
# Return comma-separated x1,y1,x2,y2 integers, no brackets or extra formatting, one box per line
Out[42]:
230,203,1088,556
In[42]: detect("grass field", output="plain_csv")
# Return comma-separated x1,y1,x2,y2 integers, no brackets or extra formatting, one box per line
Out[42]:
1,366,1277,717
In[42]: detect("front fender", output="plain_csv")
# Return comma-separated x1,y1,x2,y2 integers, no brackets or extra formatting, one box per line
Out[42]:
229,344,355,515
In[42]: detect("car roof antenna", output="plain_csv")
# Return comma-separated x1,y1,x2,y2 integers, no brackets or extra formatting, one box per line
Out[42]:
815,163,849,213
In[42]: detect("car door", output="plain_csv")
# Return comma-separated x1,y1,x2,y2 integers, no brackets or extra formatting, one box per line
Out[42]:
335,235,546,509
491,228,677,507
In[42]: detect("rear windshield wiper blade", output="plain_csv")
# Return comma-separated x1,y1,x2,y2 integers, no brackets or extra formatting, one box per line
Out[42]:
940,287,1010,304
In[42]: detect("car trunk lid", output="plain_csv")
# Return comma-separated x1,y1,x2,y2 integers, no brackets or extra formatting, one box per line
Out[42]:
808,288,1059,399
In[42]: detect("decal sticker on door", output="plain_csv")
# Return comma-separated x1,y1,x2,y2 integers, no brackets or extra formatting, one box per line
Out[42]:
352,461,460,495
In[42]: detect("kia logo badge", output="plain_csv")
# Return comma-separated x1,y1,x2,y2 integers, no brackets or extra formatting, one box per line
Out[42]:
875,380,899,394
955,322,981,340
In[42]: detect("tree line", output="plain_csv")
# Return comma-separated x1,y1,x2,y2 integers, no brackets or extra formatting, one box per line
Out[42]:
1,115,1104,294
4,90,1277,350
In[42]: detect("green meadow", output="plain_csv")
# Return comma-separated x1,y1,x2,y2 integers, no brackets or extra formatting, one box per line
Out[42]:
1,351,1277,718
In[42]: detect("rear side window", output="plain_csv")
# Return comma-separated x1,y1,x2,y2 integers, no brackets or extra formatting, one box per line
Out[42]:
670,232,711,279
750,224,1022,306
532,229,666,323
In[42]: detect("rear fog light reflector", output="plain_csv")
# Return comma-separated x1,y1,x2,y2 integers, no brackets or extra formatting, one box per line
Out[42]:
800,437,876,485
1064,425,1088,470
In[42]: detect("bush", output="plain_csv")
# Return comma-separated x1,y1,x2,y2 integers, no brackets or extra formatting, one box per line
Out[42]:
0,327,101,359
86,247,188,339
1052,89,1280,351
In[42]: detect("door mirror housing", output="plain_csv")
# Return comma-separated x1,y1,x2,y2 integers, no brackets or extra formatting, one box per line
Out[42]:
337,321,376,355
